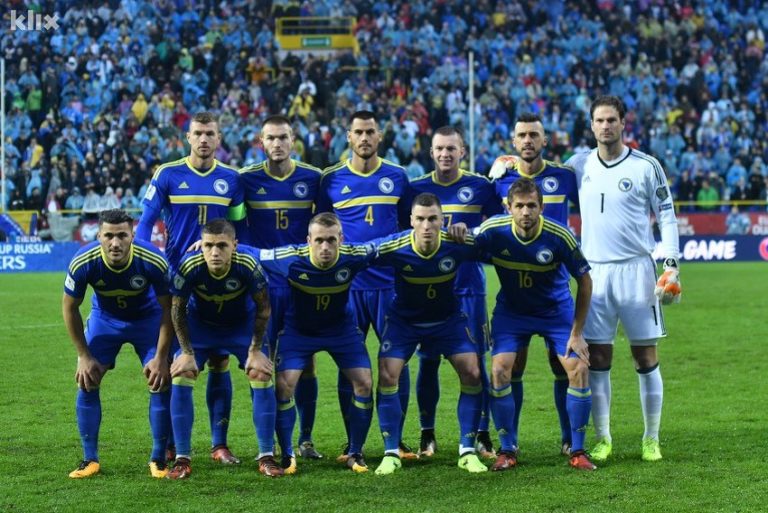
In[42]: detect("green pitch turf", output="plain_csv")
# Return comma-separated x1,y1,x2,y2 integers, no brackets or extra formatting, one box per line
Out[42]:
0,263,765,512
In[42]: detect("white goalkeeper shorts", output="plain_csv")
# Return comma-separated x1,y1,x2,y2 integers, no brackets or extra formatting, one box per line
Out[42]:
584,255,666,344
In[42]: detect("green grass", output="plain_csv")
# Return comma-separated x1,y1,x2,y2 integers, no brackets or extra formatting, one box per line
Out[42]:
0,264,766,512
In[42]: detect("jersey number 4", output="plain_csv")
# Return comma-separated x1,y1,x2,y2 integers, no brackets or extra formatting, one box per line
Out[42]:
364,206,374,226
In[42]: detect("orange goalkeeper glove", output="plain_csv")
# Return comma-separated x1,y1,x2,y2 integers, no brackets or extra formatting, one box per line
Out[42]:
654,257,681,305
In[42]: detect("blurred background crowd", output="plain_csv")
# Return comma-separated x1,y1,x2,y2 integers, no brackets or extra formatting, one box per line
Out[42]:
2,0,767,218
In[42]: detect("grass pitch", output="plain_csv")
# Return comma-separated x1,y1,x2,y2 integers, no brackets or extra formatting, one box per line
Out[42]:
0,263,765,512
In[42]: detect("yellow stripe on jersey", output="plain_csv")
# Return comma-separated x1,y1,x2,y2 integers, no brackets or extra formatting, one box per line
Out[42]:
478,215,513,233
542,195,566,204
542,220,578,250
441,204,483,213
238,162,266,174
378,234,412,254
69,247,102,273
340,246,372,255
133,246,168,272
194,287,247,303
151,158,187,180
288,279,351,295
179,254,206,274
232,254,256,271
94,288,146,297
491,257,558,273
401,271,456,285
332,196,399,209
169,195,232,206
247,200,314,209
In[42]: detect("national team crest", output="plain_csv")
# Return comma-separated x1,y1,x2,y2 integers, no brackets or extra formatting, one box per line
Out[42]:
130,275,147,289
535,248,554,264
381,340,392,353
457,187,474,203
438,257,456,273
335,267,351,283
293,182,309,198
378,177,395,194
214,179,229,195
618,178,633,192
542,177,559,193
174,274,185,290
225,278,241,291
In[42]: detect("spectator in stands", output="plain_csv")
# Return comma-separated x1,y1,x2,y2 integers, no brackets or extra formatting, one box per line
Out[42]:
81,184,101,220
725,206,751,235
696,179,720,212
65,187,85,217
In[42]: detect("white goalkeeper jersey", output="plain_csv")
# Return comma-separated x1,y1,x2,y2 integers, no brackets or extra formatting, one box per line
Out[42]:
566,146,679,264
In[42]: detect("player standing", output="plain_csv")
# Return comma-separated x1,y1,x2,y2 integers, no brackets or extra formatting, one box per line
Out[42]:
566,96,680,462
137,111,246,465
475,179,595,471
488,113,581,455
408,127,503,458
239,115,324,459
317,111,415,459
258,213,376,474
166,219,278,479
63,209,174,478
374,193,487,475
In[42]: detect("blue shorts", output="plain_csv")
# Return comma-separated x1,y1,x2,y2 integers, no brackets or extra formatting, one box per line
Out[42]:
179,315,267,370
490,305,575,357
85,311,161,367
418,294,489,360
379,312,477,361
275,327,370,372
265,286,291,351
351,288,394,341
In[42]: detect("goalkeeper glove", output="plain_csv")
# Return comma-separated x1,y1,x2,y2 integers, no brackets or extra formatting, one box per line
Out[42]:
488,155,518,180
654,257,681,305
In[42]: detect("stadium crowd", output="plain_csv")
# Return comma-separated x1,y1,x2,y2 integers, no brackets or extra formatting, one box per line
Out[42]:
2,0,768,217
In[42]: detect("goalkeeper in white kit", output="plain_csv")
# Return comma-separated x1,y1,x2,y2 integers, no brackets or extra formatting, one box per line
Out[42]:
565,95,680,463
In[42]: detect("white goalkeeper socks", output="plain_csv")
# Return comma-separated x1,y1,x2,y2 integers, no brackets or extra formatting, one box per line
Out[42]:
589,368,612,441
638,364,663,440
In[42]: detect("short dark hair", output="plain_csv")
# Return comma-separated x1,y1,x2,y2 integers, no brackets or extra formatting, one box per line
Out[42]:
191,111,219,126
590,95,626,121
508,178,543,206
263,115,292,129
201,218,236,238
349,110,377,126
412,192,442,210
308,212,341,232
515,112,543,125
98,209,133,226
433,126,464,145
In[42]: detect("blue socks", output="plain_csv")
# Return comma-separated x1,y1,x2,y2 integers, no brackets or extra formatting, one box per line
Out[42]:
251,379,277,456
148,389,171,462
171,377,196,456
490,384,517,452
377,385,401,454
76,388,102,462
295,375,318,445
458,384,482,451
417,357,441,430
566,387,592,452
207,368,233,448
348,394,373,455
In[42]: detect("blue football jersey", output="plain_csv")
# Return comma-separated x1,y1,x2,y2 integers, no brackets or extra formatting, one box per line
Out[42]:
375,230,478,324
409,170,503,295
171,245,268,327
239,159,321,287
317,158,410,290
142,157,246,268
474,215,590,316
494,160,579,223
64,239,170,320
257,243,377,336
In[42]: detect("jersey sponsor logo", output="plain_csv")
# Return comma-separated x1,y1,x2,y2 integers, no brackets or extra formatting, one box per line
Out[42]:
542,177,559,193
145,184,157,201
618,178,633,192
655,185,670,201
378,177,395,194
225,278,241,291
293,182,309,198
457,187,474,203
335,267,351,283
130,275,147,289
173,274,185,290
298,273,310,280
535,248,554,264
257,187,267,195
214,179,229,195
65,274,75,291
179,181,189,189
341,185,352,194
402,264,413,272
438,256,456,272
94,279,106,287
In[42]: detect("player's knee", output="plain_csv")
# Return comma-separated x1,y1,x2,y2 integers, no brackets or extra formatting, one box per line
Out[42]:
352,376,373,397
176,370,197,380
587,343,612,368
566,359,589,388
460,366,481,387
491,365,512,388
276,375,296,400
378,366,399,388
